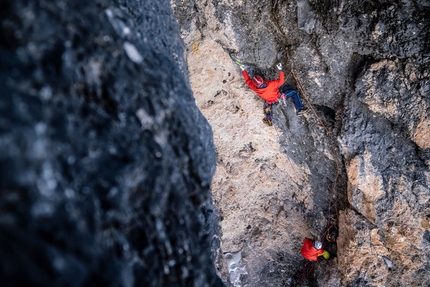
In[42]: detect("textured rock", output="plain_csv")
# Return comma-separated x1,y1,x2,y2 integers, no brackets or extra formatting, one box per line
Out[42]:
339,56,430,286
184,37,321,286
173,0,430,286
0,0,223,286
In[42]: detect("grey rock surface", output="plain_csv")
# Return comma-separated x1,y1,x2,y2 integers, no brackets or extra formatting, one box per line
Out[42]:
173,0,430,286
0,0,224,286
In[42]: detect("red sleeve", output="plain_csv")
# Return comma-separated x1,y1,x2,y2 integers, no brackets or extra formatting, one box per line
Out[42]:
276,71,284,86
242,70,259,93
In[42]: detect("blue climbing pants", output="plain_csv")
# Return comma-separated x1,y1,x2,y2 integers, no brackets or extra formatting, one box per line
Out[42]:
281,90,304,110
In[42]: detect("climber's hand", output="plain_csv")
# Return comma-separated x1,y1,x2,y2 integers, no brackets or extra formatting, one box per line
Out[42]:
276,63,282,71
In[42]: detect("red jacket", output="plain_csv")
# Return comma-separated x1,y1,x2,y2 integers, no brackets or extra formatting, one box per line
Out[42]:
242,70,284,104
300,238,324,261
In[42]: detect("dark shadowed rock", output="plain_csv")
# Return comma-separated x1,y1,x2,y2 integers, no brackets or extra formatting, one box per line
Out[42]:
0,0,224,286
172,0,430,286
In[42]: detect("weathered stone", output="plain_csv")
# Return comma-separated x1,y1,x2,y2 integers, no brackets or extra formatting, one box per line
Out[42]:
173,0,430,286
0,0,224,286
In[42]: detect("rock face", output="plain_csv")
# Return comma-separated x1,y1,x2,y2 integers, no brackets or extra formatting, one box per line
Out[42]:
0,0,224,286
339,58,430,286
172,0,430,286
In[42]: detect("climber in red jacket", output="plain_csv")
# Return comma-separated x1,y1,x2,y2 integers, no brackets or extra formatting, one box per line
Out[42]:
300,238,330,261
236,61,308,126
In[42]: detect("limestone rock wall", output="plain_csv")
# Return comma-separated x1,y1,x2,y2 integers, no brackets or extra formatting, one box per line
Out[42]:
173,0,430,286
339,57,430,286
0,0,224,286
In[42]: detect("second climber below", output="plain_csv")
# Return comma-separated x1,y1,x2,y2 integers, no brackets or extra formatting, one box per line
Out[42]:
300,238,330,261
236,61,308,126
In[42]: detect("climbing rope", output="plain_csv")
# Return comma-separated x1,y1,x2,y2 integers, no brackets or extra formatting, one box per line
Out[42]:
230,54,340,281
276,71,340,229
230,53,340,237
282,70,341,282
285,71,340,242
296,260,317,282
271,110,300,180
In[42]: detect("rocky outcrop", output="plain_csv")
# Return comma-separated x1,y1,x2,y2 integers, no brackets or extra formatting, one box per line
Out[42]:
173,0,430,286
339,57,430,286
0,0,223,286
2,0,428,285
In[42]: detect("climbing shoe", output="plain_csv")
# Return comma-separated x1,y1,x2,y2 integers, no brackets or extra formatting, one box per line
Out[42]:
263,102,278,115
262,117,272,126
296,107,308,115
